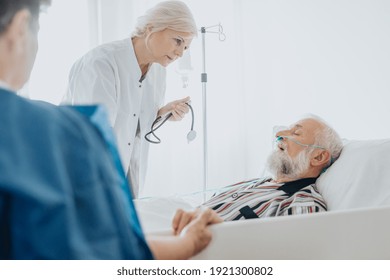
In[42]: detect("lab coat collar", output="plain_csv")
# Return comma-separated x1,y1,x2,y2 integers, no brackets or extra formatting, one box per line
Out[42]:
128,38,143,81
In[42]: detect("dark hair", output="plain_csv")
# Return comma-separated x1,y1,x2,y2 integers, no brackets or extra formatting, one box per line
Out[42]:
0,0,51,34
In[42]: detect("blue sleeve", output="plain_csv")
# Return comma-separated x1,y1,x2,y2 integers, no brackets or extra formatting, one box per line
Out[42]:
0,95,153,259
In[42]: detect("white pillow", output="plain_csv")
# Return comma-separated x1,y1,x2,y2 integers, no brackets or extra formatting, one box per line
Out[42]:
317,139,390,211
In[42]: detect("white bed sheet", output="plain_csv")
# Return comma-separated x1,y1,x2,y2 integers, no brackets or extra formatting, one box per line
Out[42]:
135,196,390,259
134,196,195,234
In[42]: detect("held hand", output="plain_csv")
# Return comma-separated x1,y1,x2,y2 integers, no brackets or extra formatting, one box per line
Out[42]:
172,208,223,256
172,208,196,235
158,96,191,121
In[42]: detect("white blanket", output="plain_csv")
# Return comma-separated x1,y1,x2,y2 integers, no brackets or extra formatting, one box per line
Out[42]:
134,196,195,234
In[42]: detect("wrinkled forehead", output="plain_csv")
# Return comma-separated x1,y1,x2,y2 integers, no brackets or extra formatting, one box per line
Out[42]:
290,118,324,135
165,29,193,39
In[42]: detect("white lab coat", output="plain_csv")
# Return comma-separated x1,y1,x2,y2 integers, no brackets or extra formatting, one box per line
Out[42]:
62,38,166,197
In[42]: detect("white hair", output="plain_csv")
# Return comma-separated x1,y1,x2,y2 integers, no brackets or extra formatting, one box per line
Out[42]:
304,114,344,166
132,1,198,38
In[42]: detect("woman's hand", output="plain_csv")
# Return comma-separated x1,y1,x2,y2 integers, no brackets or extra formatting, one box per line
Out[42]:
158,96,191,121
147,208,222,260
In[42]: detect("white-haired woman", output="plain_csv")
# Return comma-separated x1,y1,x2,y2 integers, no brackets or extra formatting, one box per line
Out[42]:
62,1,197,197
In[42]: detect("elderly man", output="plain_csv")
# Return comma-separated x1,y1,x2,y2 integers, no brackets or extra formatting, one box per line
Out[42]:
0,0,221,260
206,117,343,220
173,117,342,233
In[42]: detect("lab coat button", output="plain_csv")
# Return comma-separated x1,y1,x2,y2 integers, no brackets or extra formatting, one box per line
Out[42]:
133,113,136,117
128,142,131,146
139,84,142,88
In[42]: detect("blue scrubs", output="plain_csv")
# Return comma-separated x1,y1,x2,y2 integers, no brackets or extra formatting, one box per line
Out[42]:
0,88,153,259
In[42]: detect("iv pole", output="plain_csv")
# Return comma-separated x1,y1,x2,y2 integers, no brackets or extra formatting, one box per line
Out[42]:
200,24,225,201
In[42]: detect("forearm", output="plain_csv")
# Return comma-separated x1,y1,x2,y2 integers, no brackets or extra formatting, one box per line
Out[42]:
147,235,195,260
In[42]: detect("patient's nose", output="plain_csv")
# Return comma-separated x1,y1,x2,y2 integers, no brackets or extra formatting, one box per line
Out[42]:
274,125,289,138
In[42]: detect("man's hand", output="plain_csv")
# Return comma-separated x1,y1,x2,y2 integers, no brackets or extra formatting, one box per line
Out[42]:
172,208,223,256
158,96,190,121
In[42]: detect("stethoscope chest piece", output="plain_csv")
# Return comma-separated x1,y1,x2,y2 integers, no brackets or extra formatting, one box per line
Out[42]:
187,130,197,142
145,103,196,144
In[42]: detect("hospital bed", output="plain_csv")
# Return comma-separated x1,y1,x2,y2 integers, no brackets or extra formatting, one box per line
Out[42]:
135,139,390,259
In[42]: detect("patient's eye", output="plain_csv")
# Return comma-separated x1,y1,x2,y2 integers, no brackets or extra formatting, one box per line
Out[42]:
293,130,302,136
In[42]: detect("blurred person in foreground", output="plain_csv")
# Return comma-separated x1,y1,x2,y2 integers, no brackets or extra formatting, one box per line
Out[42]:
0,0,221,260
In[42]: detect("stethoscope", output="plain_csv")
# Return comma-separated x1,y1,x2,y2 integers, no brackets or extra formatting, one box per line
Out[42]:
144,103,196,144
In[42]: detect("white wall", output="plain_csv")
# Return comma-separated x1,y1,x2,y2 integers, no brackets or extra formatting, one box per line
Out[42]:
140,0,249,197
240,0,390,178
28,0,390,198
26,0,96,104
146,0,390,197
144,0,390,198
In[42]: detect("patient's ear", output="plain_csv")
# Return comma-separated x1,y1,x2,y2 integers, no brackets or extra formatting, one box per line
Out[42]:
311,150,331,167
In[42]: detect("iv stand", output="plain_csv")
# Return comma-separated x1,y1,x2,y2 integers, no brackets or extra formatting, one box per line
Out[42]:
200,24,225,201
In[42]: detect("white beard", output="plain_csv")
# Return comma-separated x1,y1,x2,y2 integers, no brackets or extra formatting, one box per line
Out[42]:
266,148,311,180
